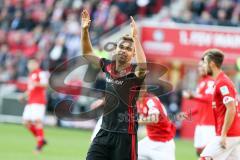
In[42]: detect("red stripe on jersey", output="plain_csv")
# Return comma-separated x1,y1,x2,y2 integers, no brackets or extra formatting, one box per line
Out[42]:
131,134,136,160
128,86,138,160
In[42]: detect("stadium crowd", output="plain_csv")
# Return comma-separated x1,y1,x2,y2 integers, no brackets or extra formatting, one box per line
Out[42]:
159,0,240,26
0,0,162,81
0,0,240,81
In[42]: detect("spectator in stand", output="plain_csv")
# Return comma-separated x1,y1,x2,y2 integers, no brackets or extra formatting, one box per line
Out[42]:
50,1,65,33
24,11,37,31
8,31,22,55
22,33,39,58
64,13,81,59
14,51,28,77
196,11,214,25
0,30,6,46
0,44,9,69
0,8,10,30
92,1,110,37
10,9,25,30
105,4,127,31
48,36,67,72
216,9,235,26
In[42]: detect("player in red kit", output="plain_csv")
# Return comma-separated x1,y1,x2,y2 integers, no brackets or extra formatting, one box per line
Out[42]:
20,59,48,153
200,49,240,160
137,92,176,160
183,60,215,156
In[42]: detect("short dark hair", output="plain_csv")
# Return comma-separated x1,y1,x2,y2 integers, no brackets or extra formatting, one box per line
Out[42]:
118,34,133,43
203,49,224,68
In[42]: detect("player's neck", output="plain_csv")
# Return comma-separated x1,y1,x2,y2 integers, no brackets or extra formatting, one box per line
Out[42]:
213,69,222,79
115,61,131,72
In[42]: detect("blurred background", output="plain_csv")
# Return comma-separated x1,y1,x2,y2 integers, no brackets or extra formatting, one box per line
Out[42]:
0,0,240,159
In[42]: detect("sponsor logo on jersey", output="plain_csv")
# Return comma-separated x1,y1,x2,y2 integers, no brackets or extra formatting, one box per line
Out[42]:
106,77,124,85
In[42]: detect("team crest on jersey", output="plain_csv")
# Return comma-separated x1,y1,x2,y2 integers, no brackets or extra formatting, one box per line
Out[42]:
220,86,229,96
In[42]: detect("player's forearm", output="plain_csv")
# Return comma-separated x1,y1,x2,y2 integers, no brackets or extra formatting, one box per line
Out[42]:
138,114,159,125
133,36,147,74
221,102,236,136
81,28,94,56
133,36,146,63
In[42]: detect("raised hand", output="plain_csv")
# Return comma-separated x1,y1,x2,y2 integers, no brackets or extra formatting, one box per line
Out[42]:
130,16,138,38
81,9,91,29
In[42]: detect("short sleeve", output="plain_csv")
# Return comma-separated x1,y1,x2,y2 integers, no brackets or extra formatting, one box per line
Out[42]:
218,82,236,105
100,58,112,73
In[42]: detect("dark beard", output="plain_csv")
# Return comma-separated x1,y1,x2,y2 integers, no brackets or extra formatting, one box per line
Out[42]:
207,67,213,76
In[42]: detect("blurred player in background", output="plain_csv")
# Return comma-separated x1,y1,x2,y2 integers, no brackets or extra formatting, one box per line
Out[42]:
137,92,176,160
81,9,146,160
183,59,215,156
200,49,240,160
20,59,48,153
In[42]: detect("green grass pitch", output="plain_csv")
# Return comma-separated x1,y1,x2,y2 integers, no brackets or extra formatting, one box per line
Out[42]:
0,123,197,160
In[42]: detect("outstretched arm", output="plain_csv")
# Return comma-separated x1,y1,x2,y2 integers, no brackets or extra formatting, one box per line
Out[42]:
130,17,147,78
81,9,100,68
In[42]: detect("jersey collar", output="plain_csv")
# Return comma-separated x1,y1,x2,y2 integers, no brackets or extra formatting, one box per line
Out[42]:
106,62,133,79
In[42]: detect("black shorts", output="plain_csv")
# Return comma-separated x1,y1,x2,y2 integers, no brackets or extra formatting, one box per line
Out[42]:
86,129,137,160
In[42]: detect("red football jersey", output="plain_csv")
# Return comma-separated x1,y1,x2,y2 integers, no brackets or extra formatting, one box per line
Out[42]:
212,71,240,136
137,94,176,142
193,75,215,125
27,69,48,105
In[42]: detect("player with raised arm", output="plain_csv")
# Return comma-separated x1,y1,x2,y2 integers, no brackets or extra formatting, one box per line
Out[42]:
200,49,240,160
183,59,215,156
20,59,48,153
81,9,147,160
137,91,176,160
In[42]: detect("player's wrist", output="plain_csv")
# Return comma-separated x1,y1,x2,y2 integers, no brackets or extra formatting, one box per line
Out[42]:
82,27,89,31
132,34,138,39
221,132,227,137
